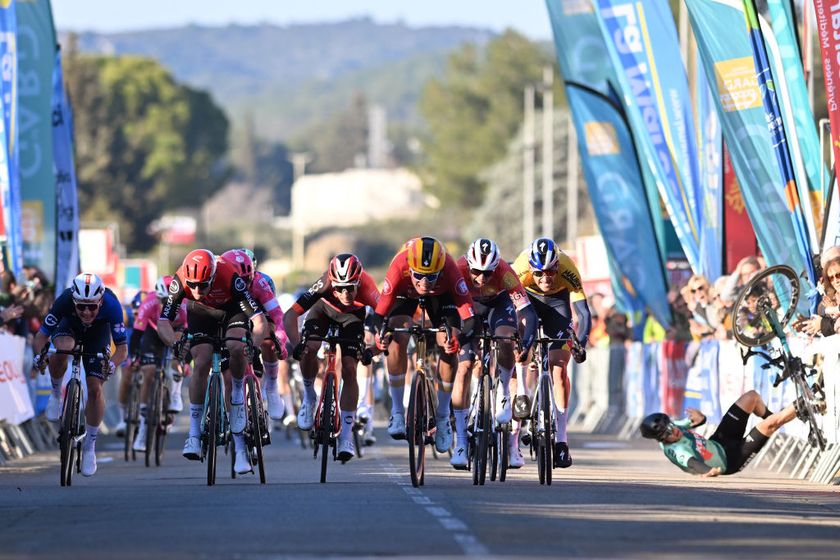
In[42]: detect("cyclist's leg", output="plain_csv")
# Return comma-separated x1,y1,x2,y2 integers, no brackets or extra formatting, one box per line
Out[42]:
489,294,517,422
385,298,417,420
76,321,114,474
260,334,284,418
183,301,220,451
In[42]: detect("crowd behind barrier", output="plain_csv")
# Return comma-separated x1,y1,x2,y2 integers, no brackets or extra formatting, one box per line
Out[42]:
569,334,840,484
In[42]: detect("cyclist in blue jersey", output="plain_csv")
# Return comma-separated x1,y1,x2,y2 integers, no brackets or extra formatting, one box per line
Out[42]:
32,273,128,477
640,390,798,477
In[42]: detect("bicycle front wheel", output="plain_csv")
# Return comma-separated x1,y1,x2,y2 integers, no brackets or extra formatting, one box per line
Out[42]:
247,377,266,484
319,373,336,483
206,375,221,486
498,424,509,482
155,387,170,467
60,379,81,487
124,380,139,462
540,374,553,486
145,376,162,467
407,371,427,488
472,374,490,486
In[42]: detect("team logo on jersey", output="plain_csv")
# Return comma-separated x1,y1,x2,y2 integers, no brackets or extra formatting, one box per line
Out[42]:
561,270,582,291
309,278,324,295
234,277,247,292
456,278,469,296
169,277,180,294
44,314,58,327
382,279,392,296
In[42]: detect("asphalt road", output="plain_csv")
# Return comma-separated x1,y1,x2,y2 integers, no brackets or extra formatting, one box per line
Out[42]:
2,420,839,559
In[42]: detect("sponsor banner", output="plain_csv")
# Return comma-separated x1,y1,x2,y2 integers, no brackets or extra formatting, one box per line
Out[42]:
623,342,646,419
0,2,20,275
696,47,724,279
659,340,688,417
722,145,758,271
642,342,661,414
595,0,702,273
17,0,57,280
0,331,34,425
765,0,827,238
686,0,812,285
683,339,722,424
53,50,79,290
742,0,818,298
546,0,673,327
814,0,840,210
824,175,839,248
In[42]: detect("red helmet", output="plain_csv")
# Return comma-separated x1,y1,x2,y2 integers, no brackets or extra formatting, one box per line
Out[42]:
181,249,216,283
328,253,362,286
221,249,255,283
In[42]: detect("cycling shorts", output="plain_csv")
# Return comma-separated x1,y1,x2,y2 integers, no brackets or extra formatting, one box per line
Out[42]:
526,291,572,350
302,299,366,355
710,403,769,474
458,292,516,363
388,294,462,331
51,317,114,380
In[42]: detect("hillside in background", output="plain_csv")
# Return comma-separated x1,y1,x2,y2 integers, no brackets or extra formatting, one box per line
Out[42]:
65,18,495,140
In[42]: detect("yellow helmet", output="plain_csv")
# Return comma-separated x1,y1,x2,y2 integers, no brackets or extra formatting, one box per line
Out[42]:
406,236,446,275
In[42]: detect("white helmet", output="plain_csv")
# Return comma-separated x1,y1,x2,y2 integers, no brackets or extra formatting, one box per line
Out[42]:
154,275,173,298
466,238,501,271
71,273,105,302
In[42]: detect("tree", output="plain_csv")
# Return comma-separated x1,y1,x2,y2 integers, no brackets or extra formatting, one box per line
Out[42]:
63,52,230,251
417,30,562,207
293,93,369,173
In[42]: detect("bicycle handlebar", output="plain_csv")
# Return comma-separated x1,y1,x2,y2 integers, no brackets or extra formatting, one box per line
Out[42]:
299,333,372,365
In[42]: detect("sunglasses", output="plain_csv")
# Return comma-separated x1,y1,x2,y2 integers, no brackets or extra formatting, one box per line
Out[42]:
470,268,494,278
532,269,558,278
411,270,440,283
828,272,840,283
186,279,212,289
333,284,358,294
75,302,99,312
690,286,707,293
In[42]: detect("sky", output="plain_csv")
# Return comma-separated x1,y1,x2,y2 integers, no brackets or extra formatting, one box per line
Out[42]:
51,0,554,40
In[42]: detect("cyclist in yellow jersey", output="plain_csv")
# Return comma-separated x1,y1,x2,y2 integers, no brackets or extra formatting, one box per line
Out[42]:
511,237,591,468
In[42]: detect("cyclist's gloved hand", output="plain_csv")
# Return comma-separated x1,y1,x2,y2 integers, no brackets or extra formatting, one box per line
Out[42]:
572,346,586,364
443,337,460,355
273,329,289,360
33,353,49,373
103,360,117,377
375,331,391,351
360,347,373,366
514,344,531,364
292,341,306,361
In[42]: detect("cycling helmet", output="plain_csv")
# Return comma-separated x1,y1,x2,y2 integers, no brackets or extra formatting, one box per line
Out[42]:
528,237,559,270
155,275,174,298
466,238,501,271
329,253,363,286
406,236,446,275
240,248,257,270
71,273,105,302
222,249,255,284
130,291,143,310
639,413,673,441
181,249,217,283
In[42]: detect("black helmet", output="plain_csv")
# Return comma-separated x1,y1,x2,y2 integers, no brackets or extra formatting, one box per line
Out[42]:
640,413,673,441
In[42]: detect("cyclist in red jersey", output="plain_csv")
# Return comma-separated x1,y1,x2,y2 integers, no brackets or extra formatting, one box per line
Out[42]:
450,238,538,470
284,253,379,461
129,276,188,452
221,249,289,421
157,249,268,474
372,237,476,452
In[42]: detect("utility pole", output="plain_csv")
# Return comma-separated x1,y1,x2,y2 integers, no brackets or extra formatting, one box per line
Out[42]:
291,152,310,270
523,85,536,247
541,66,554,239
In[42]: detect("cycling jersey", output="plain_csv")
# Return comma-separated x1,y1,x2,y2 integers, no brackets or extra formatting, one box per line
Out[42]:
40,287,128,346
511,249,586,302
375,246,474,322
456,256,530,310
660,418,727,474
251,271,285,326
135,292,187,332
160,258,261,322
291,270,377,316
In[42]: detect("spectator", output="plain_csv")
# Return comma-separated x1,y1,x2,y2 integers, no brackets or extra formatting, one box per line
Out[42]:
720,256,763,303
0,254,16,306
587,292,608,346
0,302,23,331
604,305,631,345
793,246,840,337
681,274,718,341
666,286,692,342
712,276,734,340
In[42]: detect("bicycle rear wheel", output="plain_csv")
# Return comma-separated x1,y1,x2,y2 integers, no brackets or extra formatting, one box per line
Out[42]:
407,371,427,488
540,374,553,486
797,378,827,451
319,374,336,483
206,375,221,486
60,379,81,487
124,380,139,462
247,377,266,484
